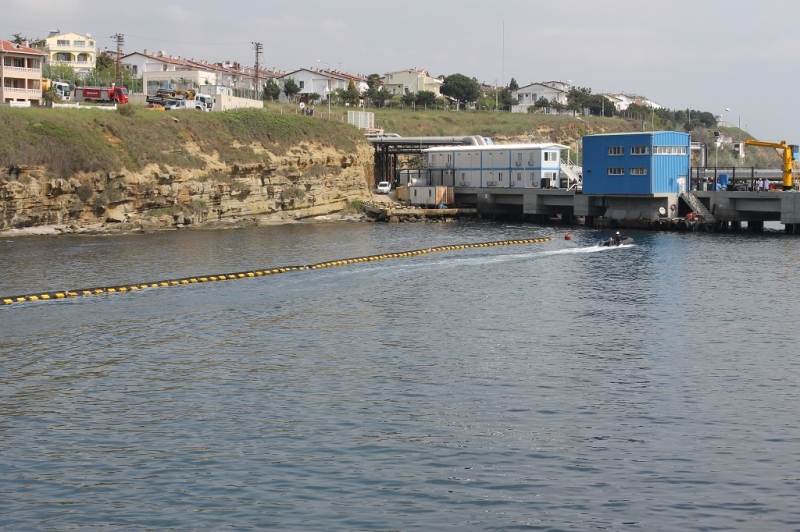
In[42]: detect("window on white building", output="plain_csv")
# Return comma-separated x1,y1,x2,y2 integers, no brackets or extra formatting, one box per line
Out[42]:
543,151,557,161
299,81,304,89
57,40,70,46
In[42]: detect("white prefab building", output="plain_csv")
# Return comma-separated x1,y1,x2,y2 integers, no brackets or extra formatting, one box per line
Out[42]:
423,144,567,189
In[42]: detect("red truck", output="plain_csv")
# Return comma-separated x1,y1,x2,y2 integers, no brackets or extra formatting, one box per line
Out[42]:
72,86,129,104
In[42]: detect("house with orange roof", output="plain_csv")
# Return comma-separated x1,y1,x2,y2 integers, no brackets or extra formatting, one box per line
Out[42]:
1,39,45,105
122,51,280,97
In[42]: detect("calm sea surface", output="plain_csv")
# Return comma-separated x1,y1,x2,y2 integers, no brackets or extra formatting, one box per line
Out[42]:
1,221,799,531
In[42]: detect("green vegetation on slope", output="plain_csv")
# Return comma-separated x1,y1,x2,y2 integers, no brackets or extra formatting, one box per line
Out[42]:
369,107,637,140
0,107,362,179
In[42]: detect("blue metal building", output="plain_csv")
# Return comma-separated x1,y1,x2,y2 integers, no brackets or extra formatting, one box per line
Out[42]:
582,131,690,195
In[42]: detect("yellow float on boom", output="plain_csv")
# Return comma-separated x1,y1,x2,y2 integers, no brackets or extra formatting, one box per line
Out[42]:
744,139,798,190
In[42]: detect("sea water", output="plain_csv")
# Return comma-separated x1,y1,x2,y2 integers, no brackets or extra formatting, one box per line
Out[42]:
2,222,799,530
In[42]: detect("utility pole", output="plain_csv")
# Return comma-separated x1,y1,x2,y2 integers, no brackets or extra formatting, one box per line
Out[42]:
110,33,124,86
252,42,263,100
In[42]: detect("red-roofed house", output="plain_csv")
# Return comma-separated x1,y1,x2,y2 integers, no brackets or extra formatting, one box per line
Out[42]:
1,39,45,105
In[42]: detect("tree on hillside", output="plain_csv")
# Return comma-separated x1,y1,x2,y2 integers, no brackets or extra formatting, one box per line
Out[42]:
499,88,515,111
96,52,115,72
415,90,438,107
282,78,300,102
401,91,417,107
508,78,519,90
342,78,360,105
366,73,382,90
549,97,566,111
566,86,615,117
43,63,77,83
440,73,481,110
263,79,281,101
371,86,393,108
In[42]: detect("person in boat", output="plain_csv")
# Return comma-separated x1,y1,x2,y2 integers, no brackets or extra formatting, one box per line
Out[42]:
613,231,622,245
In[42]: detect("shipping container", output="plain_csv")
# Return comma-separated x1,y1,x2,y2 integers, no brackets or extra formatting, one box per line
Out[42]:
408,186,454,207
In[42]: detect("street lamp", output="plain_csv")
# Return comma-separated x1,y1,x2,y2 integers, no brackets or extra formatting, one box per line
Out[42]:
725,107,741,166
316,59,331,119
724,107,741,141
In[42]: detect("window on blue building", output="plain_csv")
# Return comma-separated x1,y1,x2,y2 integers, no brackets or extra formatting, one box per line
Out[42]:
608,168,624,175
631,146,649,155
608,147,623,155
630,168,648,175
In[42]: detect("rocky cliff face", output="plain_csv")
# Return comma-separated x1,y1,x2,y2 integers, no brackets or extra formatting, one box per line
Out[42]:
1,141,374,232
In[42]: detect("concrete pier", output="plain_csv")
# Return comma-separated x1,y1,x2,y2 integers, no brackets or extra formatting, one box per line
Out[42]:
447,188,800,233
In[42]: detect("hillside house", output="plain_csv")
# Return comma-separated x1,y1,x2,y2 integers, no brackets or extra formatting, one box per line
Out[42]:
277,68,351,103
122,51,279,96
32,30,96,77
511,82,569,113
1,39,45,105
383,68,442,96
606,93,663,112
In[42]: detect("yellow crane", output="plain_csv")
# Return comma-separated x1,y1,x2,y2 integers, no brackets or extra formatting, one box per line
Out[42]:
744,139,798,190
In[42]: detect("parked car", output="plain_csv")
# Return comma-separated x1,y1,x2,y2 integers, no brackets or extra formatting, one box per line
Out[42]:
377,181,391,194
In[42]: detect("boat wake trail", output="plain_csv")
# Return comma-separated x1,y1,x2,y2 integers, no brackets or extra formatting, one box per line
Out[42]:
542,246,615,255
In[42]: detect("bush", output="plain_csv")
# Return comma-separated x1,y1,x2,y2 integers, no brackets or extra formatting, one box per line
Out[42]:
75,184,94,203
342,199,362,214
116,104,136,117
102,184,124,203
279,186,305,201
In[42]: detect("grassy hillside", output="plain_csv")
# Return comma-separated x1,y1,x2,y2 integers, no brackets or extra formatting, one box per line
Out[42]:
0,107,362,179
264,101,638,143
1,104,779,181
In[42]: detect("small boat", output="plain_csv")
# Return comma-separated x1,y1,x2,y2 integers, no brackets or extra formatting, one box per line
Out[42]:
598,236,634,247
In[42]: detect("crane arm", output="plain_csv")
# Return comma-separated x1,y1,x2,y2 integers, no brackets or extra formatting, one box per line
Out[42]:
744,139,795,190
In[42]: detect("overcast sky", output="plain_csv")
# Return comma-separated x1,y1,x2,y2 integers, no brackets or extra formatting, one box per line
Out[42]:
4,0,798,140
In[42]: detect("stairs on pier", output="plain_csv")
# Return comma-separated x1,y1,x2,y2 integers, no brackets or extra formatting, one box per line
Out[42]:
681,192,716,222
560,163,582,190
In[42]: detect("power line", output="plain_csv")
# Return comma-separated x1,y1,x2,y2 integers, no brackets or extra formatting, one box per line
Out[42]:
124,33,249,46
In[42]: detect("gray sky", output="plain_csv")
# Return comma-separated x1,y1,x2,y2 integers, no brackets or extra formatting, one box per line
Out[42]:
5,0,798,140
